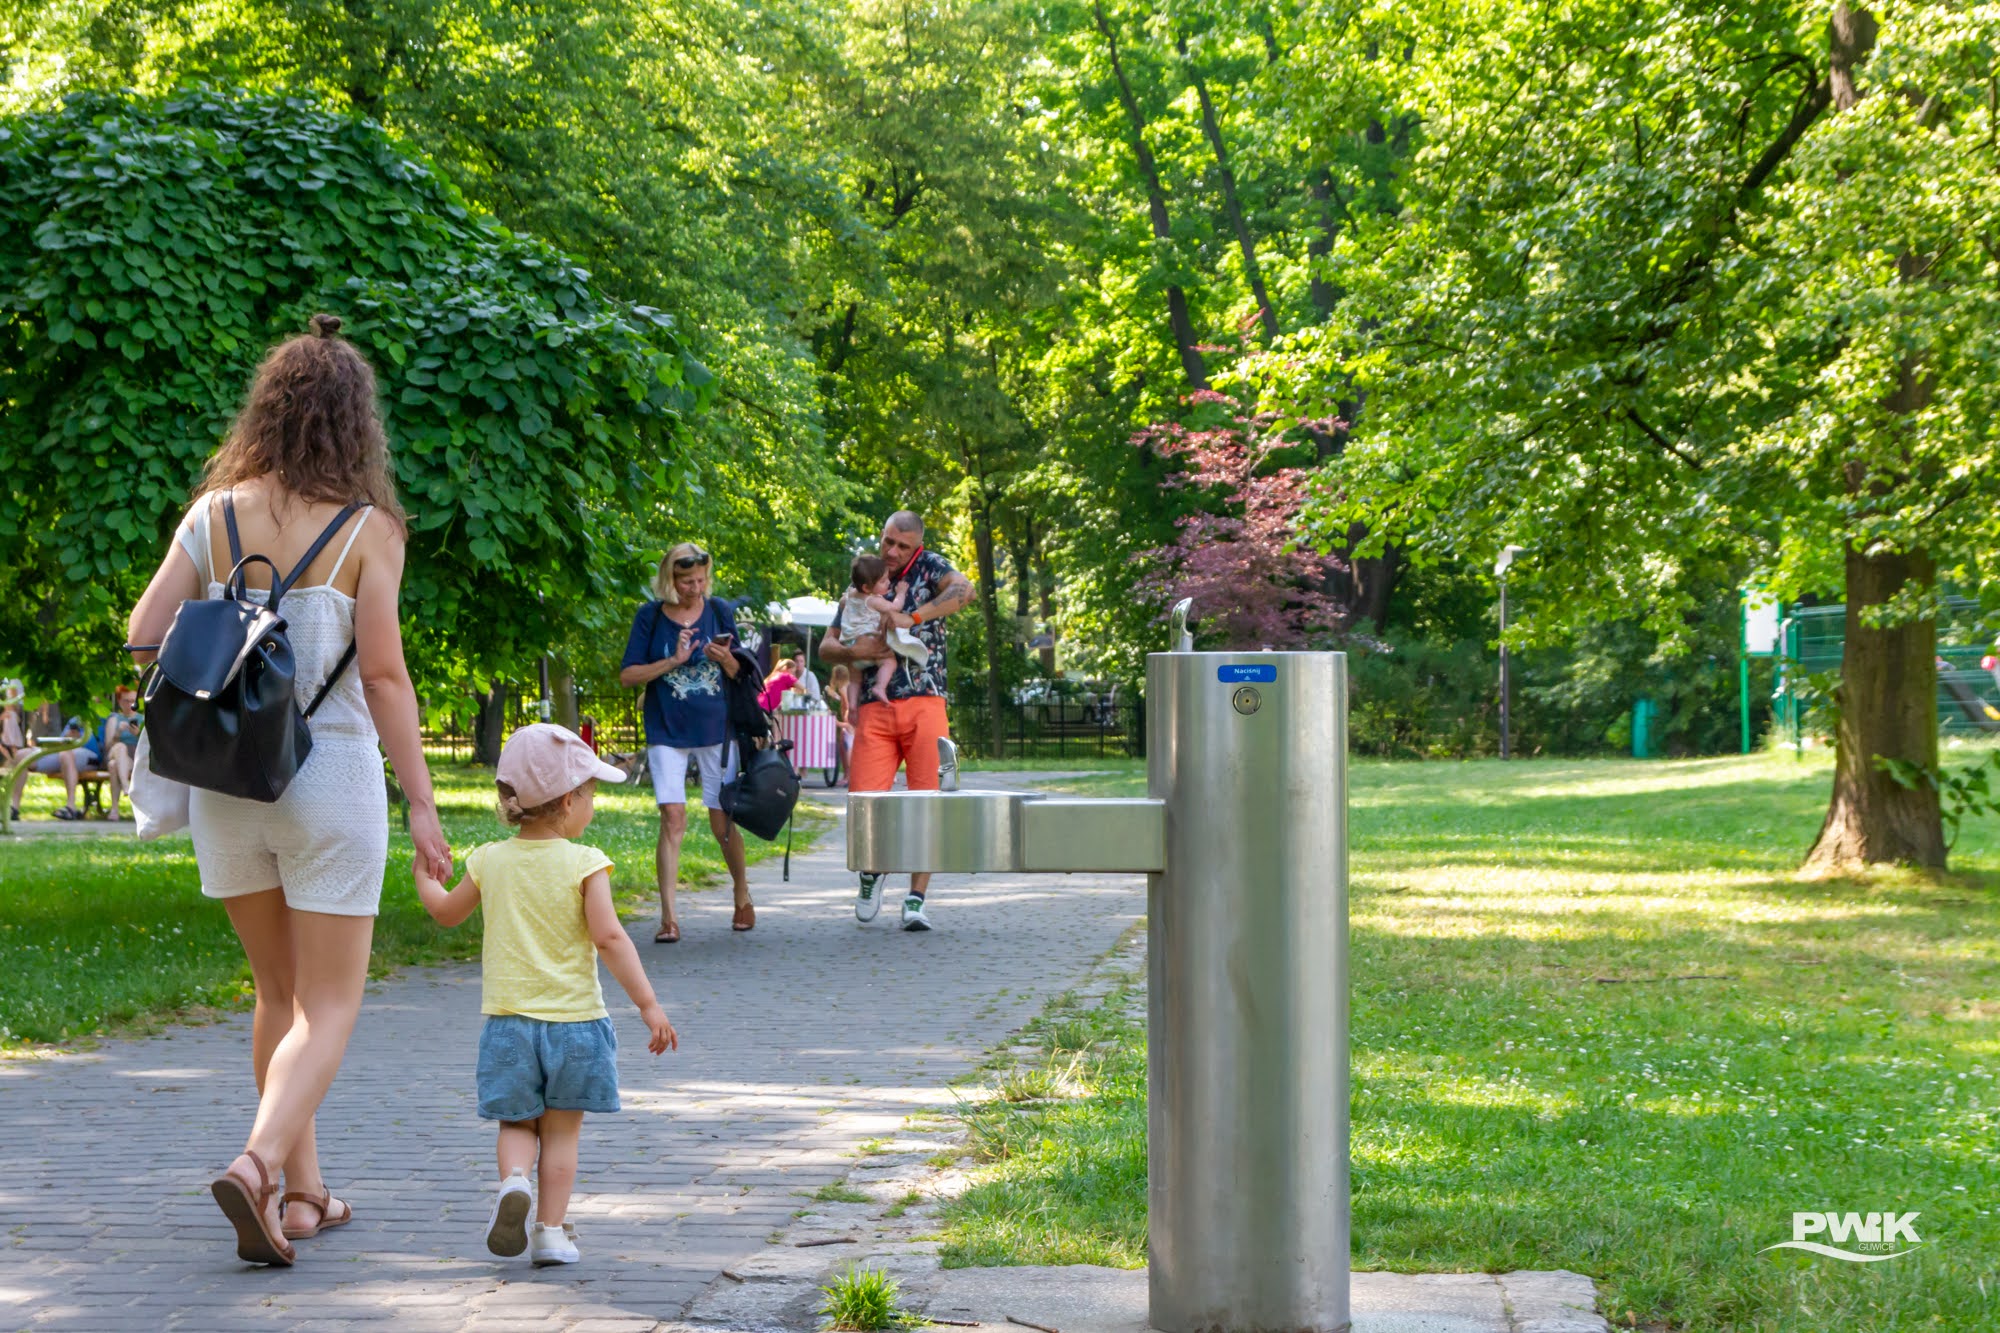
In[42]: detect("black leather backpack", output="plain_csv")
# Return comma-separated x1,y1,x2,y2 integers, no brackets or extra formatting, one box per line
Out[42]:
131,496,361,802
723,740,802,842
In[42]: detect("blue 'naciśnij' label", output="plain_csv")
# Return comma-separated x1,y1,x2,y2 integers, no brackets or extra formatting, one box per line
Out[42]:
1218,664,1277,684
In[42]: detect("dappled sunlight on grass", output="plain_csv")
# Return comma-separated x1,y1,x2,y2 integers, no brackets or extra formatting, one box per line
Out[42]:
975,752,2000,1331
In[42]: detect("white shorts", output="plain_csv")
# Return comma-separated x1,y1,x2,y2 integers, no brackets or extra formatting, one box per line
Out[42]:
190,734,388,917
649,743,737,808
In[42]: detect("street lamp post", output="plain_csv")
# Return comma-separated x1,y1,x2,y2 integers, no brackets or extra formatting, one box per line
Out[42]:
1495,546,1525,760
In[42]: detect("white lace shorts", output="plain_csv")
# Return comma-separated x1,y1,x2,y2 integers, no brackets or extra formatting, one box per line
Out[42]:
648,743,737,808
190,734,389,917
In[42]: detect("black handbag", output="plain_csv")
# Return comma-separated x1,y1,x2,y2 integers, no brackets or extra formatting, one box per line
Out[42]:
132,496,361,802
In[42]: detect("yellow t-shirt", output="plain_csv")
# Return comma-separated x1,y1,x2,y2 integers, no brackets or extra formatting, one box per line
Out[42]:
467,837,615,1022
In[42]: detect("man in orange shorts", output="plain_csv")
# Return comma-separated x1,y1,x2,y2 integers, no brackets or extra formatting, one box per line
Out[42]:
819,510,973,930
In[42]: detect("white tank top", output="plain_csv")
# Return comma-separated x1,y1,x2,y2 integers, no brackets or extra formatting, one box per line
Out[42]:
176,496,378,741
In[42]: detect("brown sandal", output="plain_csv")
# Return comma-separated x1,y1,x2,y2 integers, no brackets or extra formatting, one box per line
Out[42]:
654,921,680,944
210,1149,296,1266
281,1187,354,1240
732,902,755,932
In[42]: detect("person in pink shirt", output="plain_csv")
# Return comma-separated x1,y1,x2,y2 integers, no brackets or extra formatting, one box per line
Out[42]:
757,663,799,713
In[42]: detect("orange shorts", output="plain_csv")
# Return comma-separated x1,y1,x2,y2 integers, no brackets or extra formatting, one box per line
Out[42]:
848,695,950,793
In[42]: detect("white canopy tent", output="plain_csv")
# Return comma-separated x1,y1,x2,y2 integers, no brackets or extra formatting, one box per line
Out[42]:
764,595,841,667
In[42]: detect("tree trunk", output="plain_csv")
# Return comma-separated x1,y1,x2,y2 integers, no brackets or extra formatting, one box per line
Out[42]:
1178,34,1278,342
1307,168,1343,321
972,498,1008,759
1798,4,1944,871
1039,570,1057,676
1345,528,1403,631
1094,1,1209,390
1802,545,1945,873
550,658,579,731
473,681,509,767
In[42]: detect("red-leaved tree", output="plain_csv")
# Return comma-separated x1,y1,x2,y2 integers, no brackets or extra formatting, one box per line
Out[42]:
1134,391,1359,649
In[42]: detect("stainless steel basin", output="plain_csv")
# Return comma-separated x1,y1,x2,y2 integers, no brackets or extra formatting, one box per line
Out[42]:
847,790,1165,874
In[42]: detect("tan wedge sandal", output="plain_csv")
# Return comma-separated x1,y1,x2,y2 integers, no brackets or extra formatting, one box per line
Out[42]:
209,1149,296,1266
281,1187,354,1241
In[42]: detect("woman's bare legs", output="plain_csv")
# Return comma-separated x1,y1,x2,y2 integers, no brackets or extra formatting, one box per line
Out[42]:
706,807,751,908
224,892,322,1202
106,742,133,819
222,902,374,1229
657,802,687,931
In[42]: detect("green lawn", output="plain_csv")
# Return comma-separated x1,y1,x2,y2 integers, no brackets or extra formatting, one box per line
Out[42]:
940,752,2000,1333
0,761,813,1046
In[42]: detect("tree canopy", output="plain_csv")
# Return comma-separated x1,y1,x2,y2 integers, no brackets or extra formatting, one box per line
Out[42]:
6,0,1997,864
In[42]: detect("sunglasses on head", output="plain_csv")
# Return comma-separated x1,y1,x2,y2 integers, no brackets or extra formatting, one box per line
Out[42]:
673,550,711,570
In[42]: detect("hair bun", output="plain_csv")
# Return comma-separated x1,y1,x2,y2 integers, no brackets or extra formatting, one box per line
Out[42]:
310,313,343,339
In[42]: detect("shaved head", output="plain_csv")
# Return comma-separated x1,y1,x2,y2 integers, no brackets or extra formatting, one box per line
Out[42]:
886,510,924,537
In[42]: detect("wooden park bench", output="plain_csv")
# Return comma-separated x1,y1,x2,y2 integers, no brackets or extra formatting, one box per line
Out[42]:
2,736,117,834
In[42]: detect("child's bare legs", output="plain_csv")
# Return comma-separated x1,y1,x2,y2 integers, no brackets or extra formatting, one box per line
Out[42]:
534,1111,584,1224
498,1117,540,1181
839,679,859,732
496,1111,585,1225
872,657,898,701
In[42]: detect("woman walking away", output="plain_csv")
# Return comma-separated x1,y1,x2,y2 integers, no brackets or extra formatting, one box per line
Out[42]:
618,543,753,941
127,314,452,1266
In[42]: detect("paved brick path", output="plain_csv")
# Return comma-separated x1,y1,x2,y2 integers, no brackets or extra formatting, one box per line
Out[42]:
1,777,1145,1331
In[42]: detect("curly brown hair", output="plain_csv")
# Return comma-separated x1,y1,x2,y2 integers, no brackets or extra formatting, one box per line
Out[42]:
195,314,407,531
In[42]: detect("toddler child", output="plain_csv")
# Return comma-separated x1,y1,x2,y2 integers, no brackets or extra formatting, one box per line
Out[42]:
416,723,677,1267
836,553,929,726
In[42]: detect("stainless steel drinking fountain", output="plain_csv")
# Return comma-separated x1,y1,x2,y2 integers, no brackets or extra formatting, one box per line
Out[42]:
848,603,1351,1333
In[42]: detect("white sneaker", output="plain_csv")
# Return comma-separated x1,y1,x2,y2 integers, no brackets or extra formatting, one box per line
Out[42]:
855,872,884,923
900,894,933,932
531,1221,580,1266
486,1170,533,1257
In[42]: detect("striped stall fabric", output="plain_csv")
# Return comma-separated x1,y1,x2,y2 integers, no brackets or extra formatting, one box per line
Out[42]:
777,707,838,772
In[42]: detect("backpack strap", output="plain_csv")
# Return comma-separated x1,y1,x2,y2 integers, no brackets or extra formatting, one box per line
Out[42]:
222,492,244,572
219,495,359,611
303,641,358,720
276,505,361,600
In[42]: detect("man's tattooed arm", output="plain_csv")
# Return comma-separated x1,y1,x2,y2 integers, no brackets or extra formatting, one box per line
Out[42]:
922,571,976,621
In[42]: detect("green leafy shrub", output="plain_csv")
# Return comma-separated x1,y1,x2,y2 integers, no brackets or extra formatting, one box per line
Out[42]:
0,88,712,698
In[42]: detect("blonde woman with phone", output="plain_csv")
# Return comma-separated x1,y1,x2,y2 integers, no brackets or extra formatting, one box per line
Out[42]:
616,543,752,941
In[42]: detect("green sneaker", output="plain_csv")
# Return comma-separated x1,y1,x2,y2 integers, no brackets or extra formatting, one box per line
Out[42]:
900,894,933,932
855,872,884,923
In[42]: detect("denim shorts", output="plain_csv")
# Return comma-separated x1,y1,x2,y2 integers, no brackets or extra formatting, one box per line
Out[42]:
476,1015,621,1121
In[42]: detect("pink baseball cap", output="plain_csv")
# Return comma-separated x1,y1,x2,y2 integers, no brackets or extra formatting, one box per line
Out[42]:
496,723,627,808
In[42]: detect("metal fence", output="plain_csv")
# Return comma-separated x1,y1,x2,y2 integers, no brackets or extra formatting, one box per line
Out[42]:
1783,600,2000,739
421,687,645,763
424,681,1147,764
949,692,1144,760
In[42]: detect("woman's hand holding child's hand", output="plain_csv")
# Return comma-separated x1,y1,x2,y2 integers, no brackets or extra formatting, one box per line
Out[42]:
414,856,481,929
641,1003,678,1055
